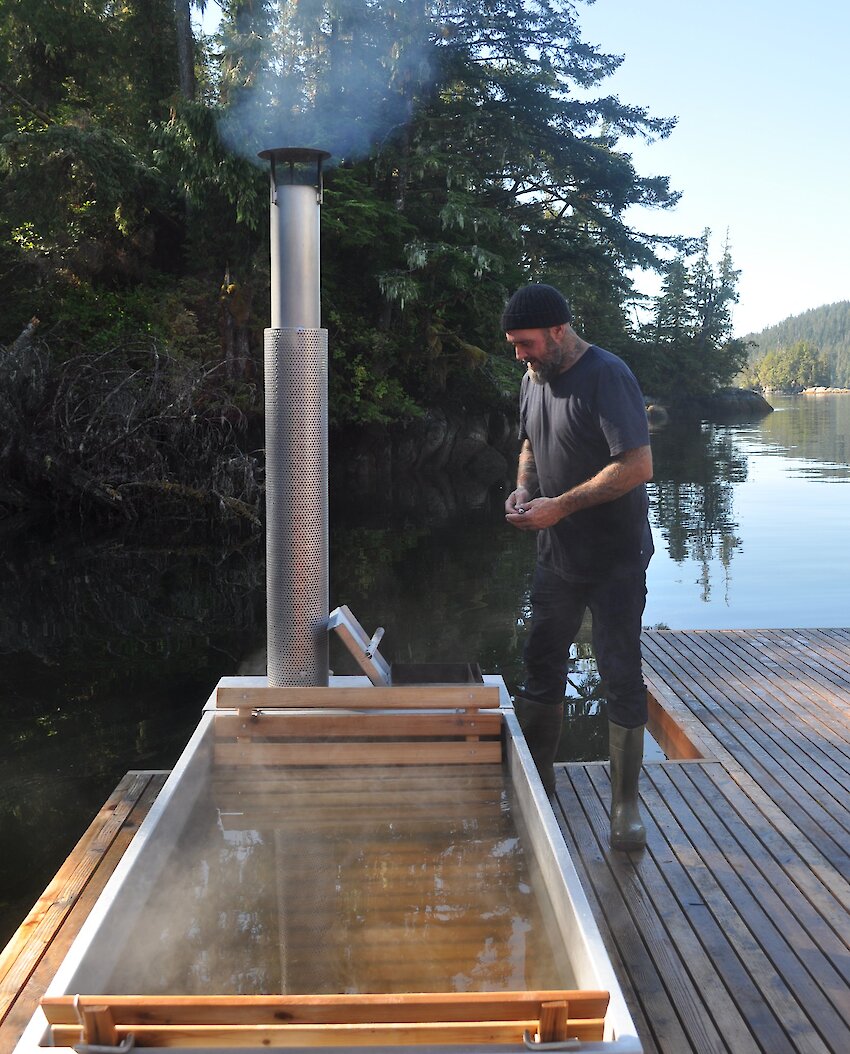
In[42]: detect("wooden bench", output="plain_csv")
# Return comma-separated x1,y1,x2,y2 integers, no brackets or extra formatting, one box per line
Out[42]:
41,990,609,1048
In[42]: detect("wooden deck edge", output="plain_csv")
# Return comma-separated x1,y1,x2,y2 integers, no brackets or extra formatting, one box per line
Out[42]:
0,771,169,1053
644,678,717,761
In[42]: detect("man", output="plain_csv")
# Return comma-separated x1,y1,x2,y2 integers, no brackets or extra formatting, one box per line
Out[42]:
502,283,654,851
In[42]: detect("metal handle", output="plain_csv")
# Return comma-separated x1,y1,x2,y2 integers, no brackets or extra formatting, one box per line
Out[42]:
365,626,385,658
523,1030,588,1051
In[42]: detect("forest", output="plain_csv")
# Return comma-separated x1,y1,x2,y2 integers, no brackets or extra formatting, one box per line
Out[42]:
741,302,850,389
0,0,750,530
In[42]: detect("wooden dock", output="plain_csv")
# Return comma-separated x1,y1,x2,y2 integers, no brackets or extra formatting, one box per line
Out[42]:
3,628,850,1053
0,771,169,1053
554,628,850,1054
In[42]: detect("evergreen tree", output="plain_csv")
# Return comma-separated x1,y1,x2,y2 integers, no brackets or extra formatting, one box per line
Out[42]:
0,0,196,327
1,0,727,434
179,0,688,423
638,231,748,400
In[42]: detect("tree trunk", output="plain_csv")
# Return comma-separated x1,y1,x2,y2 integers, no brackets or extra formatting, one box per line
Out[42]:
174,0,196,101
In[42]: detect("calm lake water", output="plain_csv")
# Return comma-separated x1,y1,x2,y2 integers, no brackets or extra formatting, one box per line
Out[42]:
645,393,850,628
1,392,848,946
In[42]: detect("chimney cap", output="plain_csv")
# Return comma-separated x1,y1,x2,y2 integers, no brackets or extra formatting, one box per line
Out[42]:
258,147,332,165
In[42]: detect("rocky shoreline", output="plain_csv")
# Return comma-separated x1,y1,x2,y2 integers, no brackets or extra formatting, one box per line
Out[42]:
645,386,774,422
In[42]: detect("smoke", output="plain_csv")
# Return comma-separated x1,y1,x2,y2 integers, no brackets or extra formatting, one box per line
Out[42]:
218,1,436,165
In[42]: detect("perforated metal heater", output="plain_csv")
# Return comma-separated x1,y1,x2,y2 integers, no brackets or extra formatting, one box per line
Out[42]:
259,147,331,687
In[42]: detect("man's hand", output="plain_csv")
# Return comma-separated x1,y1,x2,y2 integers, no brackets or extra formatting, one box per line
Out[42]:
505,446,653,532
505,495,565,530
505,486,531,516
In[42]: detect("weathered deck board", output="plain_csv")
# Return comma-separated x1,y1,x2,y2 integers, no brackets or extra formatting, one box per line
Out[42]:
0,771,169,1054
641,631,850,873
552,628,850,1054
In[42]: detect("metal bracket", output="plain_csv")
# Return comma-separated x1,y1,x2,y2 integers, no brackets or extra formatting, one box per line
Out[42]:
261,147,329,205
523,1032,585,1051
74,1038,135,1054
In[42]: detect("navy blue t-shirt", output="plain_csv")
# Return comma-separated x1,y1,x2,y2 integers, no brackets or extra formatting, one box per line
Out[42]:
518,345,653,581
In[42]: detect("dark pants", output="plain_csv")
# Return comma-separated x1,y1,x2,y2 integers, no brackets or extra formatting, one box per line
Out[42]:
522,563,649,728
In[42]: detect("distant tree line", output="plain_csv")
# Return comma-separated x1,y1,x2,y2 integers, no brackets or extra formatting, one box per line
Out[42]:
739,341,831,391
741,302,850,389
0,0,747,527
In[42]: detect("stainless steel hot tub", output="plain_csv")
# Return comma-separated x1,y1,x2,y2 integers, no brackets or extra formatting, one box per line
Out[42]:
15,675,641,1053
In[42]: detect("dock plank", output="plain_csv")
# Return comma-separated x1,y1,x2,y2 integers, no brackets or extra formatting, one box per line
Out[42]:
553,768,680,1054
679,765,850,987
640,632,850,872
653,764,848,1049
705,632,850,769
551,629,850,1054
635,764,797,1054
602,758,804,1054
0,771,169,1054
675,631,850,792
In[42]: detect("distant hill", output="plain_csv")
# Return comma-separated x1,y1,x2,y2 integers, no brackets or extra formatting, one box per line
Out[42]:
742,301,850,385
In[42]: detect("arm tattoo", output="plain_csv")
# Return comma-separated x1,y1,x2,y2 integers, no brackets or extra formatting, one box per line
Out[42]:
517,441,539,496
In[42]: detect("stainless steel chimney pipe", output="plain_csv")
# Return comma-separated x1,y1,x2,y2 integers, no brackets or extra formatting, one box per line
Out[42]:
259,147,331,687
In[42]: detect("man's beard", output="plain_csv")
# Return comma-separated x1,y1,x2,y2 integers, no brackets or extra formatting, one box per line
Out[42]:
528,334,564,385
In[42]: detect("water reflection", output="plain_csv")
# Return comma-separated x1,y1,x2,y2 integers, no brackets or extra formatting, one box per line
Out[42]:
648,420,746,601
3,394,850,947
0,529,265,940
645,393,850,629
328,480,536,691
750,395,850,479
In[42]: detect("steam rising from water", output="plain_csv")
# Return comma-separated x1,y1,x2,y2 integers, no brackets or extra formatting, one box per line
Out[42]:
98,764,574,995
218,3,436,164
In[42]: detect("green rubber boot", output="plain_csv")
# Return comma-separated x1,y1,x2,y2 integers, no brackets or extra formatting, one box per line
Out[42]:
513,696,564,798
609,721,647,851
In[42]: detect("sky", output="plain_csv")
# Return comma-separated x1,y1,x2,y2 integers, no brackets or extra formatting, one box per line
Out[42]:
196,1,850,338
575,0,850,336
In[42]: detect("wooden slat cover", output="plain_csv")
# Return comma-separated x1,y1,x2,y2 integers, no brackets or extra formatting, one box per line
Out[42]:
214,739,502,766
47,1019,607,1047
215,684,500,711
539,1000,569,1043
214,711,502,739
42,990,610,1024
42,991,609,1047
214,706,503,767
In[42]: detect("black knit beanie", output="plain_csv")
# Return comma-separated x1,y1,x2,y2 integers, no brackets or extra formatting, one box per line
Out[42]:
500,284,572,332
